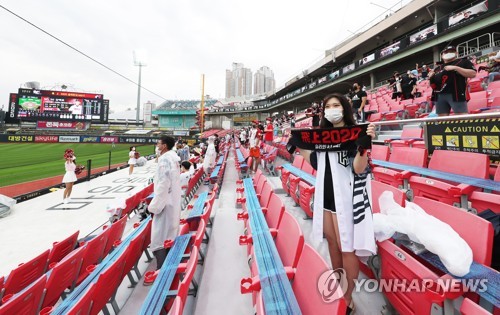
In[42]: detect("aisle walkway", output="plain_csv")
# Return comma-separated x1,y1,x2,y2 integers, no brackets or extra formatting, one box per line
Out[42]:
193,150,253,315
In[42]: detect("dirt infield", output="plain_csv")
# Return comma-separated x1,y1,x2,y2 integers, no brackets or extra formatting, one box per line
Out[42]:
0,163,127,198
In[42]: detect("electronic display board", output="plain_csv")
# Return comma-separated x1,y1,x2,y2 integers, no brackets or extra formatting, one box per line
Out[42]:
15,88,108,123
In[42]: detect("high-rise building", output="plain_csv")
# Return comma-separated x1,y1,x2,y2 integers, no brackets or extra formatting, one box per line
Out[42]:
225,63,253,98
254,66,275,95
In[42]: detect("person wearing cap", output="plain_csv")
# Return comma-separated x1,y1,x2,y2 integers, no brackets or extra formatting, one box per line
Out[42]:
428,46,476,116
479,51,500,84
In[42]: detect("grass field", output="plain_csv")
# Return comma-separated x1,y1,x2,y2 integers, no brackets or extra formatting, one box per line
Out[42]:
0,143,156,187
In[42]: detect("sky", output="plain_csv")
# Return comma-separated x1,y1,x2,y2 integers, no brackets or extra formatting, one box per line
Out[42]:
0,0,405,112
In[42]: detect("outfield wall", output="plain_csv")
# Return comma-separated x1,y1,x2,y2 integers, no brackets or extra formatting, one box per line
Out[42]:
0,134,159,144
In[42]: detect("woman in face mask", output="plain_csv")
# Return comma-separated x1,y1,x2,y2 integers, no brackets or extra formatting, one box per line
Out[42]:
298,93,376,313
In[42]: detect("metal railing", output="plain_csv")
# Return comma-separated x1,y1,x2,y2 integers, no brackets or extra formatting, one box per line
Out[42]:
457,33,493,58
371,111,500,127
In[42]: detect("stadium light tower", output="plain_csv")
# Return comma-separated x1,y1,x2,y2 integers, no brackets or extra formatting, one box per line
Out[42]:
133,50,148,124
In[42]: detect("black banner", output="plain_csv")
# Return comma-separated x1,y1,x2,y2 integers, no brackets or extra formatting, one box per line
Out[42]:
426,118,500,161
288,124,368,151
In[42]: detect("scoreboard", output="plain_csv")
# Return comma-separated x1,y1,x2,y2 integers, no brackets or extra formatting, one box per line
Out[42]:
14,88,109,123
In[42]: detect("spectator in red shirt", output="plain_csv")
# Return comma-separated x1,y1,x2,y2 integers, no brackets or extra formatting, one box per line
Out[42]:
264,119,274,144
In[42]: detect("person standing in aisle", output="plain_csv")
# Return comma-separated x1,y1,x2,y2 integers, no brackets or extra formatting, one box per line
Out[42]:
148,135,181,270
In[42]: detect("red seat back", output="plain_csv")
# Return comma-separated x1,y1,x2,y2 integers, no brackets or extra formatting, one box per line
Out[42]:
77,227,111,285
265,193,285,230
48,231,79,266
102,215,128,256
176,248,198,306
292,244,346,314
371,145,390,161
413,197,493,265
88,254,126,315
275,212,304,268
255,178,267,195
428,150,489,179
122,224,149,281
389,147,428,167
64,283,94,315
3,249,49,296
259,182,273,209
167,296,184,315
292,155,305,169
370,180,406,213
0,275,46,315
193,219,206,249
301,160,314,175
401,128,423,138
42,246,86,308
460,297,491,315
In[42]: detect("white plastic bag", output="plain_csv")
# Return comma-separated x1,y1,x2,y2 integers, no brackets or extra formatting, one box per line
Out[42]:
373,191,473,276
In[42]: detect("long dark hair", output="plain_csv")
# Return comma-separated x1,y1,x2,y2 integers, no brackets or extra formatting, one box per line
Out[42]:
319,93,356,128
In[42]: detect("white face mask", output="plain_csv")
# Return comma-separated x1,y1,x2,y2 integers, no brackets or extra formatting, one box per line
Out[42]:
442,53,456,61
324,108,343,124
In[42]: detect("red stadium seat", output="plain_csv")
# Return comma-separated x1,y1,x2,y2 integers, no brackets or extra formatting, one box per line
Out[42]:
265,193,285,230
387,128,423,147
460,297,492,315
373,147,428,188
102,214,128,256
121,221,150,287
408,150,489,207
301,159,314,175
288,174,301,205
258,182,273,210
291,244,347,314
370,180,406,213
88,253,127,315
76,227,111,285
168,296,184,315
0,275,46,315
413,197,493,266
42,246,86,308
470,166,500,213
298,181,314,218
280,155,304,196
3,249,49,297
371,144,390,161
468,98,488,113
274,211,304,269
48,231,79,266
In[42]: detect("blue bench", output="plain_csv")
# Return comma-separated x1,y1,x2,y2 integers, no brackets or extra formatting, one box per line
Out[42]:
216,155,224,166
52,217,152,315
186,192,209,221
139,234,191,315
418,251,500,308
210,165,221,180
242,178,301,314
371,159,500,191
281,164,316,186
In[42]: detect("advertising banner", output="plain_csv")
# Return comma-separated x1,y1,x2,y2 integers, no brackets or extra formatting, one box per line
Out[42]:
409,25,438,45
59,136,81,143
35,135,59,143
448,1,488,27
5,135,34,142
81,136,101,143
100,136,118,143
37,121,88,130
426,118,500,161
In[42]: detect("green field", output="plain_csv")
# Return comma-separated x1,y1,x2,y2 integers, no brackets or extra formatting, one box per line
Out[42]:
0,143,156,187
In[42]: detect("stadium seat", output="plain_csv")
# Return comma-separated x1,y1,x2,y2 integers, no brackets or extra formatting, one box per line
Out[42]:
386,127,423,147
280,155,304,196
87,252,127,315
370,180,406,213
469,166,500,213
265,193,285,230
373,146,428,188
76,227,112,285
41,246,86,308
408,150,489,207
291,244,347,314
48,231,79,266
298,181,314,218
288,174,301,205
102,214,128,256
371,144,390,161
274,211,304,269
413,196,493,266
121,220,150,287
2,249,50,297
460,297,492,315
468,98,488,113
258,182,273,210
168,296,184,315
0,275,46,315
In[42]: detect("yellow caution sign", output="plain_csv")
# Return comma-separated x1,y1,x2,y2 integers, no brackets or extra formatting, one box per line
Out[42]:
482,136,499,149
445,127,452,133
432,135,443,146
491,125,500,133
446,135,459,147
463,136,478,148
